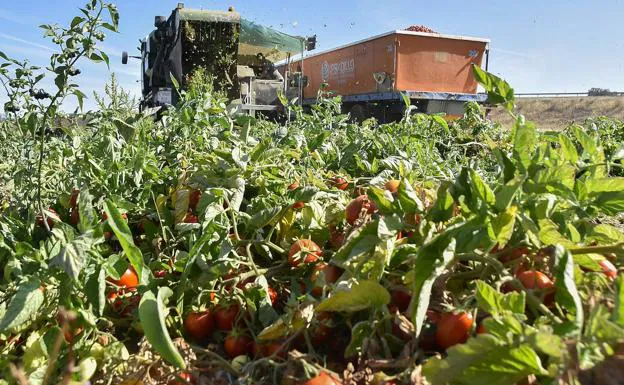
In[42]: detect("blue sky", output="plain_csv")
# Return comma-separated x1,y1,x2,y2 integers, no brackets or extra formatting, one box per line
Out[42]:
1,0,623,110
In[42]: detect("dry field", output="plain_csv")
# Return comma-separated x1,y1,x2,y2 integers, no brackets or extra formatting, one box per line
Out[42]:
487,96,624,129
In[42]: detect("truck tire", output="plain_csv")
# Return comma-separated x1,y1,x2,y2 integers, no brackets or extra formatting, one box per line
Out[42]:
349,104,367,123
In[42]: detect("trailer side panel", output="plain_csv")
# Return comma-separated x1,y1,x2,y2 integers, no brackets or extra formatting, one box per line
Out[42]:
395,33,487,94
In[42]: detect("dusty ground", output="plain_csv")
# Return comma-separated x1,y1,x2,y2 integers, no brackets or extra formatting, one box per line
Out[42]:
487,96,624,130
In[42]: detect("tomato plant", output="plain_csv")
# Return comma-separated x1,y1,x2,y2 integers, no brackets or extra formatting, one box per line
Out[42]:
0,15,622,385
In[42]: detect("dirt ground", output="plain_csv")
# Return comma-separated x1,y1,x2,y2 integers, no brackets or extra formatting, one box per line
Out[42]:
487,96,624,130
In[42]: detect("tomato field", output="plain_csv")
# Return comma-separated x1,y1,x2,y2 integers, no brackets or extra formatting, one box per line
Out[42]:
1,2,624,385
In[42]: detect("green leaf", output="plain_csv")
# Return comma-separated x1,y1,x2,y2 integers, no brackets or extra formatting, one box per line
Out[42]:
104,200,144,283
494,177,524,212
316,280,390,313
475,280,525,315
428,182,454,222
469,170,495,207
589,191,624,216
397,179,425,213
552,246,584,332
85,267,106,316
558,134,578,164
345,321,373,357
423,335,547,385
367,186,394,214
139,287,185,369
410,235,456,335
50,230,100,279
585,178,624,194
513,118,537,172
613,275,624,327
0,279,44,332
169,72,180,90
472,65,515,111
491,206,517,246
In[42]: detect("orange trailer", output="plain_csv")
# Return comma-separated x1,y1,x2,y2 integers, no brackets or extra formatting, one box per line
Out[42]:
280,30,490,121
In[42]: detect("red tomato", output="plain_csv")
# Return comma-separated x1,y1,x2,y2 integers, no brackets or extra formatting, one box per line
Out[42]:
390,288,412,313
267,286,278,306
498,247,529,263
214,303,240,331
69,188,80,208
302,372,342,385
517,270,554,290
63,325,83,344
599,259,617,280
435,312,474,349
311,263,343,297
476,322,487,335
292,201,305,210
107,289,139,316
224,334,253,358
168,372,196,385
426,309,442,324
154,270,167,278
69,208,80,226
345,195,376,225
183,212,199,223
36,208,60,229
310,313,333,345
328,226,345,249
108,267,139,289
189,189,202,211
288,181,300,191
384,179,400,194
101,211,128,222
331,177,349,191
183,311,215,340
288,239,323,267
254,341,286,359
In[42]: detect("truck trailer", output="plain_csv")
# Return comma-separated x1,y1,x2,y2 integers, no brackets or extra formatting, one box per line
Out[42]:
280,29,490,122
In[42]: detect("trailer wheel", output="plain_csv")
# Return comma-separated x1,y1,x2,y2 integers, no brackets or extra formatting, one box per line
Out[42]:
349,104,367,123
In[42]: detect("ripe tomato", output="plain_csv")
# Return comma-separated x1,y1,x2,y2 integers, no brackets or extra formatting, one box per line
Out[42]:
310,313,333,345
267,286,278,306
254,340,286,359
476,322,487,335
107,267,139,289
435,311,474,349
517,270,554,290
288,239,323,267
69,208,80,226
311,263,343,297
107,289,139,316
498,247,529,263
302,372,342,385
345,195,376,225
214,303,240,331
101,211,128,222
384,179,401,194
292,201,305,210
331,177,349,191
183,311,215,340
168,372,196,385
599,259,617,280
154,270,167,278
183,212,199,223
189,189,201,211
224,333,253,358
288,181,300,191
390,288,412,313
328,226,345,249
69,188,80,208
36,208,60,229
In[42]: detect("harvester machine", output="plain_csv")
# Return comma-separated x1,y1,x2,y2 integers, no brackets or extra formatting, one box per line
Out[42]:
122,3,316,116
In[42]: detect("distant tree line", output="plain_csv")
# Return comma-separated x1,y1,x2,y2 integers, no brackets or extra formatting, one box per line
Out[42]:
588,88,620,96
